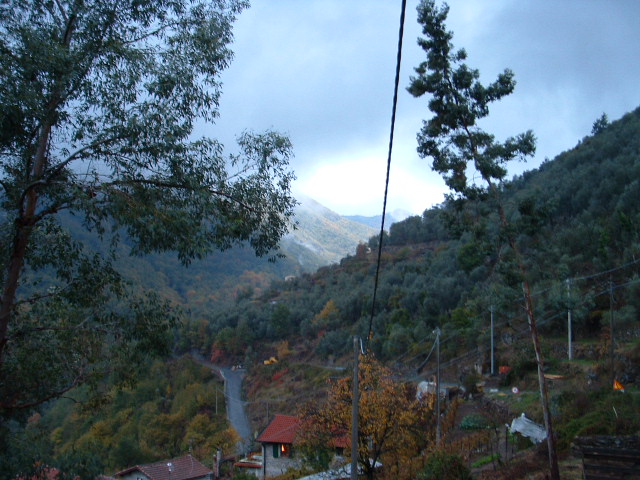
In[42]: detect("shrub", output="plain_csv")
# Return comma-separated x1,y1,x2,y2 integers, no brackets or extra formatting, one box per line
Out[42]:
461,372,481,396
417,451,472,480
232,471,260,480
556,388,640,450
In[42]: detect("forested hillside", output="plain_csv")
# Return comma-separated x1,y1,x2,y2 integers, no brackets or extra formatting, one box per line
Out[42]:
1,356,236,476
185,107,640,369
39,197,377,319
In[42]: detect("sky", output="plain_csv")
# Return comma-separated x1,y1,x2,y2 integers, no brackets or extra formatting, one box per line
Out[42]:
214,0,640,217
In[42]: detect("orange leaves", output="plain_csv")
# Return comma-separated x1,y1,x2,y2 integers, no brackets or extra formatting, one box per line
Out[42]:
299,355,436,478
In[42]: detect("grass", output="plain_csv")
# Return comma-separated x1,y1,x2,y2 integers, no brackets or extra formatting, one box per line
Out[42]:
471,453,500,468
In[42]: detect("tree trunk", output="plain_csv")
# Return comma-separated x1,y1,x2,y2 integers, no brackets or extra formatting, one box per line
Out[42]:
498,199,560,480
0,122,51,366
522,279,561,480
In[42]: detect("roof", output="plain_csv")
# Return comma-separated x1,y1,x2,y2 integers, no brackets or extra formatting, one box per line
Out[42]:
331,432,350,449
115,455,212,480
256,414,300,444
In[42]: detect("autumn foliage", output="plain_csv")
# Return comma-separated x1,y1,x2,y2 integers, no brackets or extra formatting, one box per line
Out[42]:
299,355,435,479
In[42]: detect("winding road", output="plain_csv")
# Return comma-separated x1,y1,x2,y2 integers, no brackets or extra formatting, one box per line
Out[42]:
189,353,252,454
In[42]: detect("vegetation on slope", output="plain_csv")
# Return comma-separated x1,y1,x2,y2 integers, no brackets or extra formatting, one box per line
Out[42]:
0,356,234,477
190,107,640,371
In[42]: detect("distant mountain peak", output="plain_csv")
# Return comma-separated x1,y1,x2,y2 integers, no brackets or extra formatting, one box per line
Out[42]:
280,196,377,270
343,213,397,230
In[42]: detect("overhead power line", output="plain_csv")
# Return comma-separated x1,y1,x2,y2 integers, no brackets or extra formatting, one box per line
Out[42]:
368,0,408,344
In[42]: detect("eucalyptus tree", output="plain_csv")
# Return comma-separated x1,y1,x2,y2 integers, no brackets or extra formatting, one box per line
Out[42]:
0,0,296,416
407,1,559,478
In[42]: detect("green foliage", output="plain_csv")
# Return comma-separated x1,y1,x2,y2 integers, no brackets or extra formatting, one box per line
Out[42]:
201,107,640,377
232,471,262,480
417,451,472,480
471,453,500,468
0,0,296,416
408,0,535,198
297,442,333,472
0,356,233,475
555,389,640,450
459,413,491,430
592,113,609,135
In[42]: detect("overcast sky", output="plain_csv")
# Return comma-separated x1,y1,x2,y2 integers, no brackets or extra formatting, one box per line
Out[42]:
213,0,640,217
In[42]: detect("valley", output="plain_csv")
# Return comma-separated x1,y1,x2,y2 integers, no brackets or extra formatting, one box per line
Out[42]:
19,106,640,478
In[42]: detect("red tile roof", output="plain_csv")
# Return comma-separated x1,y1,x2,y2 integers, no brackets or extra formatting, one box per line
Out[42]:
331,431,350,449
256,414,300,444
115,455,212,480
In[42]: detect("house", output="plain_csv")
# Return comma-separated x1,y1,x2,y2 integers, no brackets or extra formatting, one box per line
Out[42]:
114,455,212,480
256,414,302,478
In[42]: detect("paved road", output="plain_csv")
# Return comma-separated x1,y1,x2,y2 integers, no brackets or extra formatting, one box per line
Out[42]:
219,366,252,453
189,353,251,454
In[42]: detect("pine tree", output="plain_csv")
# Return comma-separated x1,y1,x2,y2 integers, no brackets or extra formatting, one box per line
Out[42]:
408,2,560,478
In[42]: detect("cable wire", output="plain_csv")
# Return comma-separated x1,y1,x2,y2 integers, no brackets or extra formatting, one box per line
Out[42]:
367,0,408,344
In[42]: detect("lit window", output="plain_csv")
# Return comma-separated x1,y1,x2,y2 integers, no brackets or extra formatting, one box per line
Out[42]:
281,444,291,457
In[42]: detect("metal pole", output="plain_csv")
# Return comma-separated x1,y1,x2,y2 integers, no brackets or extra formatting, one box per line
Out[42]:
490,305,495,375
567,278,572,360
610,278,615,388
435,328,441,446
351,336,359,480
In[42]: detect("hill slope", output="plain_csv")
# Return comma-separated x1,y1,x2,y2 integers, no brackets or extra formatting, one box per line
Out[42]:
281,195,376,269
192,106,640,371
57,195,377,315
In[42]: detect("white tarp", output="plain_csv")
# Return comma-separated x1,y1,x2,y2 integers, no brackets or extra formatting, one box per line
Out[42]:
509,413,547,444
297,461,383,480
416,381,448,400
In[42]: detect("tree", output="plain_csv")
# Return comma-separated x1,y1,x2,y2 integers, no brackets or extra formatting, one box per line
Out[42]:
299,355,434,480
592,112,609,135
0,0,296,416
408,2,560,478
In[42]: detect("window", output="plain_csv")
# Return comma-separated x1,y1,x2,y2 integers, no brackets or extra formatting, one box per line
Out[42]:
281,444,291,457
272,443,291,458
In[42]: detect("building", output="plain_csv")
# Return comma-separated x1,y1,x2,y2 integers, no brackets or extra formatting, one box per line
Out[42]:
114,455,212,480
256,414,301,478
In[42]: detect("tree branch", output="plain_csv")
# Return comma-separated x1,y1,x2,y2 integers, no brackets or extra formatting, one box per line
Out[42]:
0,371,85,412
53,0,68,23
49,133,130,179
106,178,256,212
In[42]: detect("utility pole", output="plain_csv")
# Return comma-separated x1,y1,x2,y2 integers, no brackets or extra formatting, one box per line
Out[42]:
567,278,572,360
610,278,615,388
490,305,495,376
434,328,441,446
214,449,221,478
522,281,560,480
351,336,360,480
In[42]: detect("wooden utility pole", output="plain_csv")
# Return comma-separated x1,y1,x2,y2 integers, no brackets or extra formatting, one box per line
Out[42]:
522,281,560,480
351,336,360,480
